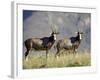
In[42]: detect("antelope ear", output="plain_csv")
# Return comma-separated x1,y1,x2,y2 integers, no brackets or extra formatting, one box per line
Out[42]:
81,32,84,34
56,32,60,34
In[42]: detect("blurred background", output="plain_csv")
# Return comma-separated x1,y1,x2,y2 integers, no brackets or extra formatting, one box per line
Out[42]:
23,10,91,54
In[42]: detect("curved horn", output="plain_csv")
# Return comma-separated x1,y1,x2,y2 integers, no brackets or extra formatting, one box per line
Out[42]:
50,25,53,32
54,24,58,33
75,28,79,34
50,24,56,32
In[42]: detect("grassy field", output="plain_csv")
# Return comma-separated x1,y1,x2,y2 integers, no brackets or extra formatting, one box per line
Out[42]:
23,52,91,69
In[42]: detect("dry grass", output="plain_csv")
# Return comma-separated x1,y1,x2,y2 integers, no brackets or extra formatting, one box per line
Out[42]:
23,52,91,69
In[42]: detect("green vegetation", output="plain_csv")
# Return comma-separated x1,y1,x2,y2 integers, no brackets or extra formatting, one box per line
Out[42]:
23,52,91,69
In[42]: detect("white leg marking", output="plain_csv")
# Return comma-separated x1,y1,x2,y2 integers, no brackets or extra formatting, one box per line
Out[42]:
26,57,28,61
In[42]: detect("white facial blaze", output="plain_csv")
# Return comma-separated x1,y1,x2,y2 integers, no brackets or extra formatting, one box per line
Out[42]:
79,34,82,40
54,34,56,40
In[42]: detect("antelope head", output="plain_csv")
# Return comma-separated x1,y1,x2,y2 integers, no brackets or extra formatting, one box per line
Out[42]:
50,24,59,40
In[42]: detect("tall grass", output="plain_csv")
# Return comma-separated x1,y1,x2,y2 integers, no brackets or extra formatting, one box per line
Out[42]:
23,52,91,69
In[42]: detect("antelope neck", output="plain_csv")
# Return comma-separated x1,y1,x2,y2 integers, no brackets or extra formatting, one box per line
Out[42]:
49,34,56,42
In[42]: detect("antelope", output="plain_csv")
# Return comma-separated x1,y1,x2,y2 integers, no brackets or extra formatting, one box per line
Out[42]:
24,27,59,61
55,31,84,57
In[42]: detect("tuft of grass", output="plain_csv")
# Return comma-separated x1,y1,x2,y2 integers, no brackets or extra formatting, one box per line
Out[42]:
23,52,91,69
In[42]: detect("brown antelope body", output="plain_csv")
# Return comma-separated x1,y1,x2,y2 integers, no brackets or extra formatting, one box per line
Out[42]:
55,32,83,56
24,30,59,61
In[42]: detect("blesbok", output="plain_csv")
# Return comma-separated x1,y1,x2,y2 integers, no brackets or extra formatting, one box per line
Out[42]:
55,31,84,57
24,27,59,61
